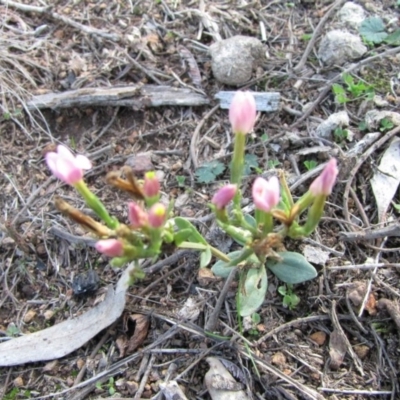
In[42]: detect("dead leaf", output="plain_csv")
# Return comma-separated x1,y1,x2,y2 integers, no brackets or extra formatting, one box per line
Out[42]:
271,352,286,367
371,137,400,222
0,265,135,366
353,345,370,360
116,335,128,358
309,331,327,346
177,297,201,321
329,329,347,370
197,267,216,286
23,309,37,323
347,281,367,306
377,299,400,330
127,314,150,353
365,293,377,315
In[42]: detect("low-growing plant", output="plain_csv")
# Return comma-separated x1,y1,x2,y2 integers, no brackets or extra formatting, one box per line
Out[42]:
44,91,338,319
333,127,349,143
359,16,400,46
278,284,300,310
176,175,186,187
304,160,318,171
379,118,394,132
332,73,375,104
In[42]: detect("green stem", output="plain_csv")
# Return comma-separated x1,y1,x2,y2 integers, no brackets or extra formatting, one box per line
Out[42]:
74,180,118,229
178,241,231,262
231,132,246,208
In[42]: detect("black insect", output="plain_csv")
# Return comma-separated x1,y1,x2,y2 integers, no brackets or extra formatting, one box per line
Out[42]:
72,270,100,297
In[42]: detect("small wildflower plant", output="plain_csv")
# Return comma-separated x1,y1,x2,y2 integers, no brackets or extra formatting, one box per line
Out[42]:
45,91,338,318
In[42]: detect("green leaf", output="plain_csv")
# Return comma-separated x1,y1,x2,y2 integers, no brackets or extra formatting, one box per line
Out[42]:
332,83,346,95
200,246,212,268
266,251,317,284
243,214,257,229
173,217,207,245
174,229,194,246
212,250,259,278
385,29,400,45
243,153,259,176
359,17,388,44
195,160,226,183
238,265,268,317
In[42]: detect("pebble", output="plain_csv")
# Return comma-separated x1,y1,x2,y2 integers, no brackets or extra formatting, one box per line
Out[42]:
209,35,266,86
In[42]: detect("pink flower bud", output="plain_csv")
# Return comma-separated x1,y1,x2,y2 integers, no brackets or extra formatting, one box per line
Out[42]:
252,176,280,212
229,91,257,134
45,145,92,185
148,203,166,228
211,184,237,209
95,239,124,257
128,202,148,228
143,171,160,198
309,158,338,196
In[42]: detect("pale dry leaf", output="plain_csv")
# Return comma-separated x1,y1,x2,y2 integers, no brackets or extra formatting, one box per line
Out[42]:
0,265,134,366
329,329,347,370
205,357,250,400
159,380,188,400
371,138,400,222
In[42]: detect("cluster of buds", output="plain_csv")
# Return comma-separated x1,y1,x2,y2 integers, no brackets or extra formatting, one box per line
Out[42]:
45,146,168,268
210,91,338,258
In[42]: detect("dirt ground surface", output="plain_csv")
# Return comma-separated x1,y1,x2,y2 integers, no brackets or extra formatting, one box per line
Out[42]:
1,0,400,399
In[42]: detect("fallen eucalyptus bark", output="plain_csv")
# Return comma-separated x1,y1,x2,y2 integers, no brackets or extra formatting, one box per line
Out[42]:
27,85,210,110
0,264,135,366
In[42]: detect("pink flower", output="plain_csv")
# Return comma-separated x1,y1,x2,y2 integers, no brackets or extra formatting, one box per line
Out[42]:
309,159,338,196
95,239,124,257
148,203,166,228
128,202,148,228
212,184,237,209
252,176,280,212
229,91,257,135
45,145,92,185
143,171,160,198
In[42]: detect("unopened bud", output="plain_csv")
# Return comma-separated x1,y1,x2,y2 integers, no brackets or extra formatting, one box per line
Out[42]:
212,184,237,209
95,239,124,257
229,91,257,135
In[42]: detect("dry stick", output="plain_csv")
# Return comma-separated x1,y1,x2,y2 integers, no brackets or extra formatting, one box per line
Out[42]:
73,323,116,386
330,300,364,375
11,176,55,225
291,46,400,128
190,105,219,169
86,107,120,150
340,224,400,242
58,327,178,400
121,49,163,85
134,354,155,400
342,125,400,230
1,0,121,42
204,267,238,332
0,0,48,12
293,0,347,73
239,350,325,400
255,314,354,346
143,250,194,275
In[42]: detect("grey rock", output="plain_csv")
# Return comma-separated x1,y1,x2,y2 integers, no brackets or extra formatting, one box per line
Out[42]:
318,30,367,66
209,36,266,86
337,2,366,29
